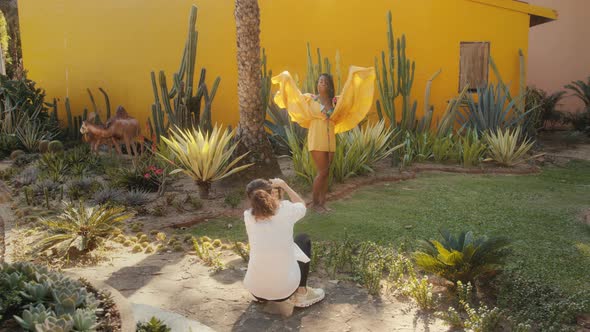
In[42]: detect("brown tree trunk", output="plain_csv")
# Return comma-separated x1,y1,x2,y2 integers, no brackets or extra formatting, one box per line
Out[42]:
234,0,281,178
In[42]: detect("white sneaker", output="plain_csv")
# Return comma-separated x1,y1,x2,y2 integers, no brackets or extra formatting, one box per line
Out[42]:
290,287,325,308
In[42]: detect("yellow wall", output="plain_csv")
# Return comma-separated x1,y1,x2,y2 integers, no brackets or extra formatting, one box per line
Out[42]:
18,0,531,131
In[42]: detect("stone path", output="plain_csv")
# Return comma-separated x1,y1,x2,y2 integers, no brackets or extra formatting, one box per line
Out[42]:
67,251,447,332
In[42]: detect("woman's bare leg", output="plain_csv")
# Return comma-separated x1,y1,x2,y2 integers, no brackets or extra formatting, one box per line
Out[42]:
311,151,330,212
319,152,334,209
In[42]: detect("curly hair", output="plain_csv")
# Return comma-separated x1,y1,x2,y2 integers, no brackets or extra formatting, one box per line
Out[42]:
246,179,278,220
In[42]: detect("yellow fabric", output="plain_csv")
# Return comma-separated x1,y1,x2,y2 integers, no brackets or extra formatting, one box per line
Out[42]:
272,66,376,152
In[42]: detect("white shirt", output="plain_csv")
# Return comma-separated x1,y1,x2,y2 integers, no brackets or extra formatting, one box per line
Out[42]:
243,200,309,300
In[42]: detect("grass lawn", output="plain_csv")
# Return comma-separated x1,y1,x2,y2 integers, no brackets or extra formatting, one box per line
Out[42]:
189,160,590,295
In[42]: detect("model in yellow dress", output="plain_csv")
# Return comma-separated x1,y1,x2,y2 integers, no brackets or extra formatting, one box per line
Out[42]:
273,66,376,212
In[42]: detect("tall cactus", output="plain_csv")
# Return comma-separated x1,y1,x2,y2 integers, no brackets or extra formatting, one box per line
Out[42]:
150,5,221,142
375,11,417,132
303,43,342,94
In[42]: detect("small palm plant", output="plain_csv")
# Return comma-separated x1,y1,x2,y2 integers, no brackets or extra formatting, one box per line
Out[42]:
35,203,132,258
158,125,252,198
414,229,511,284
484,127,534,166
565,76,590,108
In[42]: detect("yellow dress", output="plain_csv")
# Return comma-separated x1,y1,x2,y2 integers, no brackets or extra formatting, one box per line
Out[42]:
272,66,376,152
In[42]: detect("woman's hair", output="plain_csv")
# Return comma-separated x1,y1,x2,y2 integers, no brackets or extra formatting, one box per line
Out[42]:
246,179,279,220
318,73,336,100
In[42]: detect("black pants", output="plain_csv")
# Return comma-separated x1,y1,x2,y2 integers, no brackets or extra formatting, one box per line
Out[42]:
254,233,311,302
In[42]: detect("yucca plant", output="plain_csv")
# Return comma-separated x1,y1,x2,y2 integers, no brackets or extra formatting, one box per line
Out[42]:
35,202,132,258
158,125,252,199
458,130,487,167
15,120,51,153
484,127,534,166
414,229,511,284
332,120,399,183
411,131,434,162
565,76,590,108
38,153,69,182
286,127,316,184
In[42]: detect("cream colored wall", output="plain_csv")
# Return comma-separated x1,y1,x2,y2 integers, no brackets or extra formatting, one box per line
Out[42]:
19,0,531,130
528,0,590,112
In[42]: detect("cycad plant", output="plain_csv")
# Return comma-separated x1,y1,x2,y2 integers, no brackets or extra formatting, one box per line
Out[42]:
35,203,132,258
484,127,534,166
414,229,511,284
158,125,252,198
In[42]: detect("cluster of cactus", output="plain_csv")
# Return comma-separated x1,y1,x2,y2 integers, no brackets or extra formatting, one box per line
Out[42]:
64,97,87,140
232,241,250,262
149,5,221,142
192,236,224,271
1,262,99,332
37,139,63,154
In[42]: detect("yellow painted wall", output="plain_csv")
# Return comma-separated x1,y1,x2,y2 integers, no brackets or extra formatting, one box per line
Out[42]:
18,0,531,131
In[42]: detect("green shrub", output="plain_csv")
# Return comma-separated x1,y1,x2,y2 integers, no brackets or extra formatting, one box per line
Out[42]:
458,130,487,167
35,202,133,258
65,178,102,201
432,134,458,162
414,229,511,284
224,191,243,208
495,270,590,331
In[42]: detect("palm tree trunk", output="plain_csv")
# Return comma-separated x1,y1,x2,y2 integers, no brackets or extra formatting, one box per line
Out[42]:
234,0,281,177
0,215,4,263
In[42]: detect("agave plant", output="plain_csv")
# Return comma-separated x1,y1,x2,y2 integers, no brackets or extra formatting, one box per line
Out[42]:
414,229,511,284
458,84,530,135
122,189,151,207
484,127,534,166
158,125,253,199
565,76,590,108
35,202,132,258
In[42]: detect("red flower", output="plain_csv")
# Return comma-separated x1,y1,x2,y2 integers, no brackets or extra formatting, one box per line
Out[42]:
144,173,151,179
155,169,163,175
